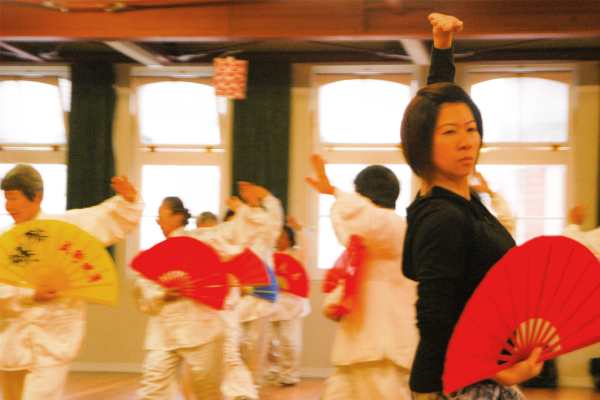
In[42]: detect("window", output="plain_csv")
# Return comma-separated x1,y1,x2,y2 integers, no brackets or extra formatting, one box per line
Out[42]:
318,78,411,144
470,73,570,143
132,69,231,250
0,78,69,144
476,165,566,244
311,65,575,273
0,68,70,230
467,69,573,244
312,67,415,271
137,81,221,145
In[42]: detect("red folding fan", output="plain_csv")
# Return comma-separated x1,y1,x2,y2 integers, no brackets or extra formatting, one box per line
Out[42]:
130,236,228,310
321,235,364,314
443,235,600,394
273,253,311,298
221,248,271,287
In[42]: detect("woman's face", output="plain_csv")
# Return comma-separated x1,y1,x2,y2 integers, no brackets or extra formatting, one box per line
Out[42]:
431,102,481,184
4,190,41,224
156,201,184,238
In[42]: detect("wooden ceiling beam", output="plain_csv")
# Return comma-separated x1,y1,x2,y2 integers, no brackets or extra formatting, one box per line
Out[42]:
2,1,599,42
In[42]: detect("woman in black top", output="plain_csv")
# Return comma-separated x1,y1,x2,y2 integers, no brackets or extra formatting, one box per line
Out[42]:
400,18,543,400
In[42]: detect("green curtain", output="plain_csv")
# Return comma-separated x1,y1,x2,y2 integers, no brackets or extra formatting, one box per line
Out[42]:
231,62,291,213
67,62,116,210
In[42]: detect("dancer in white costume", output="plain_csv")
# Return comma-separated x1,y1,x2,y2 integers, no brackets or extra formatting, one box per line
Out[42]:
0,164,144,400
267,215,311,387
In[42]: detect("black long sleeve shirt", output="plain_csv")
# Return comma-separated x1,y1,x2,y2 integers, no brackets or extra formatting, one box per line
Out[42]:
402,187,516,393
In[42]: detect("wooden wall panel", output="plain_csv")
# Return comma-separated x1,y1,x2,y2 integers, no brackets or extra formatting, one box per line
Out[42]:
1,4,231,39
429,1,600,39
2,1,600,41
229,1,364,38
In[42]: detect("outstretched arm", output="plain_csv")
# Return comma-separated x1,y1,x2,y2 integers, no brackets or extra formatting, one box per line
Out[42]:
110,175,138,203
305,154,335,195
430,13,463,50
427,13,463,85
57,175,144,246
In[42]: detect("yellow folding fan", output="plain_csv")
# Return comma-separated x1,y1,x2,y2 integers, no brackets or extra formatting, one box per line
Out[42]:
0,219,118,305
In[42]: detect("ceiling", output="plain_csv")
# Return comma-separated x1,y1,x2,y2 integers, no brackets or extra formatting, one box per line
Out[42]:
1,0,600,66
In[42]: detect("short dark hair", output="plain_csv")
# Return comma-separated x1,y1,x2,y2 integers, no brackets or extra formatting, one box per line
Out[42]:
282,225,296,247
162,196,191,227
354,165,400,210
197,211,218,225
400,82,483,182
1,164,44,201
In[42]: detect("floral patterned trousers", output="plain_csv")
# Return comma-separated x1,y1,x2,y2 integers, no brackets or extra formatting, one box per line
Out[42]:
411,382,526,400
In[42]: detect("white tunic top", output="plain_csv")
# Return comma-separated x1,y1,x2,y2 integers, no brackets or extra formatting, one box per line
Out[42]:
236,195,284,322
134,227,224,351
0,195,144,370
326,189,418,369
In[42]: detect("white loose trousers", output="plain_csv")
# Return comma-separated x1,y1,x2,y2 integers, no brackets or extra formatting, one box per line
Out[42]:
321,359,411,400
240,314,271,387
269,316,303,383
138,338,223,400
0,363,70,400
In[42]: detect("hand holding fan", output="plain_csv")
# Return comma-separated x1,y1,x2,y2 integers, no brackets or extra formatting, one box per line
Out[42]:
274,253,311,298
130,236,228,310
443,235,600,393
321,235,364,314
0,220,119,305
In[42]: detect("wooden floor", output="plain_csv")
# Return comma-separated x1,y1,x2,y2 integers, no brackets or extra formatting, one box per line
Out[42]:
2,372,600,400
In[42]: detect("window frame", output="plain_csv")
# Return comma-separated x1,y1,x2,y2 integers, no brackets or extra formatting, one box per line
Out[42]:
458,63,578,243
0,66,71,222
307,62,583,277
313,65,415,148
129,66,233,252
309,64,419,278
0,65,70,149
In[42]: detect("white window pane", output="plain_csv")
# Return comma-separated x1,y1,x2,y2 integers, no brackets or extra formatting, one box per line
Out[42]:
317,164,412,269
319,79,410,144
140,165,220,249
318,216,346,271
0,81,66,144
471,77,568,143
137,82,221,145
58,78,72,112
0,163,67,224
475,165,566,245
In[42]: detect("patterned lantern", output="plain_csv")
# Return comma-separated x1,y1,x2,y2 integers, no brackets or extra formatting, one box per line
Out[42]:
213,57,248,99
